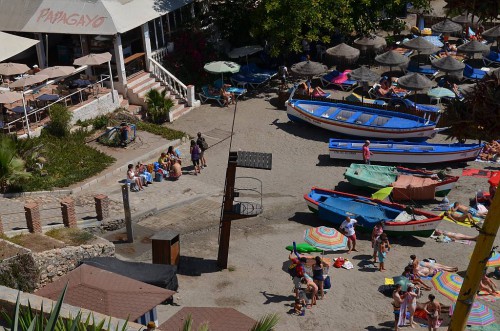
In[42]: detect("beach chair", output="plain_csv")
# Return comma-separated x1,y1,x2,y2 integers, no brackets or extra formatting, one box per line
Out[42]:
213,78,247,98
230,73,270,89
345,93,387,106
406,62,439,78
368,83,408,100
396,99,441,113
483,51,500,66
463,64,487,82
199,85,225,106
320,70,357,90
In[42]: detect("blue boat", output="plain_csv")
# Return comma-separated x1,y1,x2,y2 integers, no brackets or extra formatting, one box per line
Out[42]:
304,187,442,237
329,139,483,164
287,98,442,141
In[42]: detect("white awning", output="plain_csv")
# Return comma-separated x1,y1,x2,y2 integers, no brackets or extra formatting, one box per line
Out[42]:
0,32,39,62
0,0,194,35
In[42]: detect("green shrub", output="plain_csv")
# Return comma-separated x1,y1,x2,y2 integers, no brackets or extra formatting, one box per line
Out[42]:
136,121,185,140
92,115,110,130
145,89,174,124
47,104,72,137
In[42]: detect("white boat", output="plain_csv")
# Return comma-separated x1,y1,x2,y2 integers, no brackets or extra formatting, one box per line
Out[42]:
329,139,483,164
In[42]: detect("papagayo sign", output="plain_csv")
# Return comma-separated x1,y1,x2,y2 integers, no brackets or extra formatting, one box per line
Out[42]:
36,8,107,28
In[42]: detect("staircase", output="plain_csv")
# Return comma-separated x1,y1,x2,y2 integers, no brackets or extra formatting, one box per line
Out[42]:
126,71,189,121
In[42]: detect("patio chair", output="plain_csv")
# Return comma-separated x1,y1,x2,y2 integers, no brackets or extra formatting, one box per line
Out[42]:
463,64,487,81
199,85,224,106
320,70,357,90
230,73,270,89
483,51,500,66
406,62,439,78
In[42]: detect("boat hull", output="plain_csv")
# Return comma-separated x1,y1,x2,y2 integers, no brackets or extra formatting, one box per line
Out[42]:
304,187,442,237
287,101,437,141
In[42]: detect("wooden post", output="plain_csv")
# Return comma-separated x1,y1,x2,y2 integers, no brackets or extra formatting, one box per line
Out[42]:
121,184,134,243
448,192,500,330
217,159,237,269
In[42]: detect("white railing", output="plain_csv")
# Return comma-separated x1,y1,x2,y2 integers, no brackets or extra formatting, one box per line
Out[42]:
151,47,169,64
4,74,112,136
148,56,188,101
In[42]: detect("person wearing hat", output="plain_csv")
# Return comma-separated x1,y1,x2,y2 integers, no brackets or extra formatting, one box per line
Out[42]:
32,65,41,74
146,321,156,331
362,140,373,164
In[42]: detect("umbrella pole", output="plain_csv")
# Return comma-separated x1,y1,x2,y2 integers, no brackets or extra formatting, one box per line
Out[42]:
21,92,31,139
107,61,115,103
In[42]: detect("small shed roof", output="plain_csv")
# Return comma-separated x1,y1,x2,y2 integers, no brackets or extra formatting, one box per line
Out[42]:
160,307,256,331
35,264,174,321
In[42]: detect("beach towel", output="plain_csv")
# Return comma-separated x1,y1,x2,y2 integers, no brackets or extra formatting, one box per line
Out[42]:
477,290,500,302
398,299,409,326
461,169,493,178
385,278,394,285
440,212,481,228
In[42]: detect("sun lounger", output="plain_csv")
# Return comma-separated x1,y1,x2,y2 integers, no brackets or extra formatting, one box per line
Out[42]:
406,62,439,78
199,85,224,106
345,93,387,105
463,64,487,81
241,63,277,78
320,70,357,90
368,83,408,99
213,78,247,98
483,51,500,66
230,73,270,89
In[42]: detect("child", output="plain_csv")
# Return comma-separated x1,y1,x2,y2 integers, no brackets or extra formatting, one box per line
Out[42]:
294,298,305,316
378,233,390,272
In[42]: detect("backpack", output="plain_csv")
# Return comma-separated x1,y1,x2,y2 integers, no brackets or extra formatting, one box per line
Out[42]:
199,138,209,151
333,257,345,268
288,262,305,278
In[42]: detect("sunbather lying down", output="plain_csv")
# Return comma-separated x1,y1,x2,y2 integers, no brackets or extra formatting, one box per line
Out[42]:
443,211,477,225
433,229,478,241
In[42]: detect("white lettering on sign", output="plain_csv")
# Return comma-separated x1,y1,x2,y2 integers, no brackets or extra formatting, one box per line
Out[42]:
36,8,107,28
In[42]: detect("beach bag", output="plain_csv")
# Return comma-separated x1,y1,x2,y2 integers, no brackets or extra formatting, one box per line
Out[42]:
324,276,331,289
334,257,345,268
288,263,305,278
154,171,163,182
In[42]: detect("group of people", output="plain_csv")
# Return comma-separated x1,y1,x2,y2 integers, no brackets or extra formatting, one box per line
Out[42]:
157,145,183,179
127,162,153,191
393,284,441,331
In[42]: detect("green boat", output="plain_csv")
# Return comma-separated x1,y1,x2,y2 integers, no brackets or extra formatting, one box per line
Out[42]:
344,164,459,200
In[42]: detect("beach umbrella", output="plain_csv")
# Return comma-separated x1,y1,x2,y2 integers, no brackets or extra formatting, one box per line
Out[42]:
452,13,480,24
371,187,393,201
348,66,380,82
9,74,49,88
303,226,348,251
0,91,23,104
432,19,463,34
431,270,463,301
290,60,327,77
450,302,496,326
325,43,360,66
486,251,500,267
0,63,30,76
393,276,412,292
482,26,500,38
204,61,240,81
427,87,457,99
353,35,387,51
431,56,466,73
375,50,410,73
402,37,440,67
228,45,263,61
73,52,114,102
457,40,490,54
397,73,433,91
36,66,75,79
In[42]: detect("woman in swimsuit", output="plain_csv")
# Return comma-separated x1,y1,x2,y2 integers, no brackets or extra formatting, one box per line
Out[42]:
424,294,441,331
312,256,325,299
405,284,419,328
433,229,478,241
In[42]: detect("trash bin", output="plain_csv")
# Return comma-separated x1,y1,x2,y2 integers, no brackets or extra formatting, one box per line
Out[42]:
151,231,180,266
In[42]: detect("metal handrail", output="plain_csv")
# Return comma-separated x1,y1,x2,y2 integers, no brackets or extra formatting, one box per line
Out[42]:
148,56,188,101
234,176,263,208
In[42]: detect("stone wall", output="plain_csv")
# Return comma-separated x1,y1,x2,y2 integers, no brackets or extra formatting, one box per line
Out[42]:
70,91,120,124
33,238,115,288
0,238,115,291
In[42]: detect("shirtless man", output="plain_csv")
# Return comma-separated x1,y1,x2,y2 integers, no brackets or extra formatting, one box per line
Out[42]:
409,255,458,276
169,159,182,179
392,284,404,331
451,202,487,218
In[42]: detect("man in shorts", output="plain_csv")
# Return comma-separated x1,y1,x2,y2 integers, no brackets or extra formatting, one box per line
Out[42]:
340,216,358,253
196,132,208,168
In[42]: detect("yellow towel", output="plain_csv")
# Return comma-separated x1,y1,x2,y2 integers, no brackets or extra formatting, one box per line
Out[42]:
385,278,394,285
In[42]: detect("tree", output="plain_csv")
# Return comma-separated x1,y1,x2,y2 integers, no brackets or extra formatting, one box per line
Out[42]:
444,0,500,22
145,89,175,124
0,136,30,193
442,71,500,142
47,103,72,137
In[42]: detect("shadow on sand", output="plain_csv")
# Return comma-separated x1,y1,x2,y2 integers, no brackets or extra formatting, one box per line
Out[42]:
177,256,220,276
288,211,324,227
270,118,337,143
364,320,394,331
260,291,295,305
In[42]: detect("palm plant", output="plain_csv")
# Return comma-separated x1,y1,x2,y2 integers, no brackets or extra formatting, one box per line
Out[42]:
145,89,175,124
0,135,31,193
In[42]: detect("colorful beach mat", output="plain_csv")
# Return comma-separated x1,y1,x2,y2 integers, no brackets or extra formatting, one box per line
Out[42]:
462,169,493,178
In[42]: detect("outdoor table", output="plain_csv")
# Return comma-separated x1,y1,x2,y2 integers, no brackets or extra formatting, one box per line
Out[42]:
427,87,455,104
37,93,59,102
72,79,91,88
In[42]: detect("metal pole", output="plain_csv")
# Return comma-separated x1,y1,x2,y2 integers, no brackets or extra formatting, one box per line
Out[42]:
107,61,115,103
448,191,500,330
45,34,49,67
121,184,134,243
21,92,31,138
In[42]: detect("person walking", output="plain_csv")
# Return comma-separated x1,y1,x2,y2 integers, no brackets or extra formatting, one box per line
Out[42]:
372,221,384,263
190,140,201,175
340,216,357,253
363,140,373,164
196,132,208,168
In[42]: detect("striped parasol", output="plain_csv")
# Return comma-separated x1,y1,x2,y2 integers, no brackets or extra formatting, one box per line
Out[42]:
487,251,500,267
431,271,463,301
450,301,496,326
304,226,348,251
